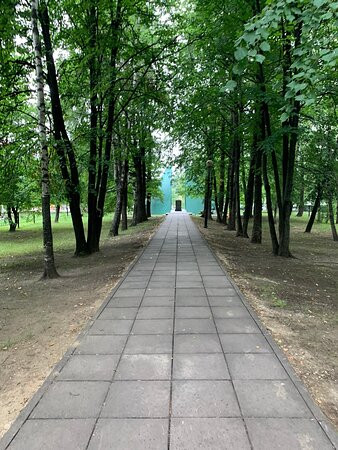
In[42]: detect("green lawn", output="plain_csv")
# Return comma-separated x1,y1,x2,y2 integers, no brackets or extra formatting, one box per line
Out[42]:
0,213,161,259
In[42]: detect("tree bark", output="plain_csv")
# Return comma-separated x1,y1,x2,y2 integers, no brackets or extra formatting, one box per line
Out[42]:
87,3,100,253
121,159,128,230
110,160,123,236
328,197,338,241
12,207,19,228
39,1,87,256
305,190,320,233
32,0,58,278
242,134,256,238
131,149,147,226
296,174,304,216
227,145,236,230
93,0,123,247
217,121,226,222
222,163,230,225
213,175,222,222
251,137,262,244
55,204,60,223
7,207,16,232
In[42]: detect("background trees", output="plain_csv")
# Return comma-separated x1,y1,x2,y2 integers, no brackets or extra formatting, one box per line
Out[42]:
0,0,337,272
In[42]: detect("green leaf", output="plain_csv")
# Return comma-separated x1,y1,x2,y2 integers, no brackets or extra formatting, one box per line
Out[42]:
234,47,248,61
280,112,289,122
223,80,237,92
314,0,326,6
255,54,265,64
260,41,270,52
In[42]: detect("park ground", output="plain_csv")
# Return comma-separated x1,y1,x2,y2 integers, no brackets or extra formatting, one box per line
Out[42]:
0,213,337,438
0,214,162,438
194,214,338,429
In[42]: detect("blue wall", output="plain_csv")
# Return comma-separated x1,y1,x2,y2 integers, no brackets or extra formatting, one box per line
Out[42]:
151,167,204,215
151,168,172,214
185,196,204,214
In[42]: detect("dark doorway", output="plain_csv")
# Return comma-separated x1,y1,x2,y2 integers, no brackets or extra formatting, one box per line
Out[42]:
175,200,182,211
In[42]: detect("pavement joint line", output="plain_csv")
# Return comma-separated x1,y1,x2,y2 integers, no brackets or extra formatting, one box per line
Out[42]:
166,216,178,450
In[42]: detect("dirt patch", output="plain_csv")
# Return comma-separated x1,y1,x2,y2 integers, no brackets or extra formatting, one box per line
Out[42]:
193,216,338,429
0,218,162,438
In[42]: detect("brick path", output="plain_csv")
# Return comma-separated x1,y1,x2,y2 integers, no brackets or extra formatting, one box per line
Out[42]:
1,213,337,449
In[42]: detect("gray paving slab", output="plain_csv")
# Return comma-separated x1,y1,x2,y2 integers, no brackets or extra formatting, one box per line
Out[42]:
137,306,174,319
87,419,168,450
115,354,171,380
227,353,288,380
212,306,251,318
7,419,95,450
245,418,334,449
173,354,230,379
170,418,251,450
132,319,173,334
31,381,109,418
88,319,133,335
215,318,261,334
234,380,312,418
175,318,217,334
99,307,138,319
106,297,142,308
124,334,172,354
2,212,337,450
74,335,127,355
220,333,272,354
175,306,212,318
101,381,170,418
174,334,223,353
58,355,119,381
172,380,241,417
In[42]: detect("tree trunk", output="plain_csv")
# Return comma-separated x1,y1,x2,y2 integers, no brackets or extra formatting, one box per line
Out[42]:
328,197,338,241
262,153,279,254
87,4,100,253
251,137,262,244
110,161,123,236
55,204,60,223
217,121,226,222
12,207,19,228
222,163,230,225
213,175,222,222
296,175,304,216
278,22,302,257
131,151,147,226
39,1,87,256
32,0,58,278
146,194,151,218
317,206,322,223
227,147,236,230
121,159,128,230
242,134,256,238
93,0,123,248
305,190,320,233
7,207,16,232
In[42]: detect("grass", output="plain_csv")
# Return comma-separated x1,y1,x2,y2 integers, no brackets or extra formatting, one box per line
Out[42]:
259,284,288,308
0,212,162,260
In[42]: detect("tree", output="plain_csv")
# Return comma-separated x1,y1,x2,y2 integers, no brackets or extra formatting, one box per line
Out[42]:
32,0,58,278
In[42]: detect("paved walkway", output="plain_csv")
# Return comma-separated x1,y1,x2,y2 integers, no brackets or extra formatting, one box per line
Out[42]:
1,213,337,449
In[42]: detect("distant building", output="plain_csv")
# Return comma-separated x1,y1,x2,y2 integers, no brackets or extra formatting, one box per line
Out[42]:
151,167,204,215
